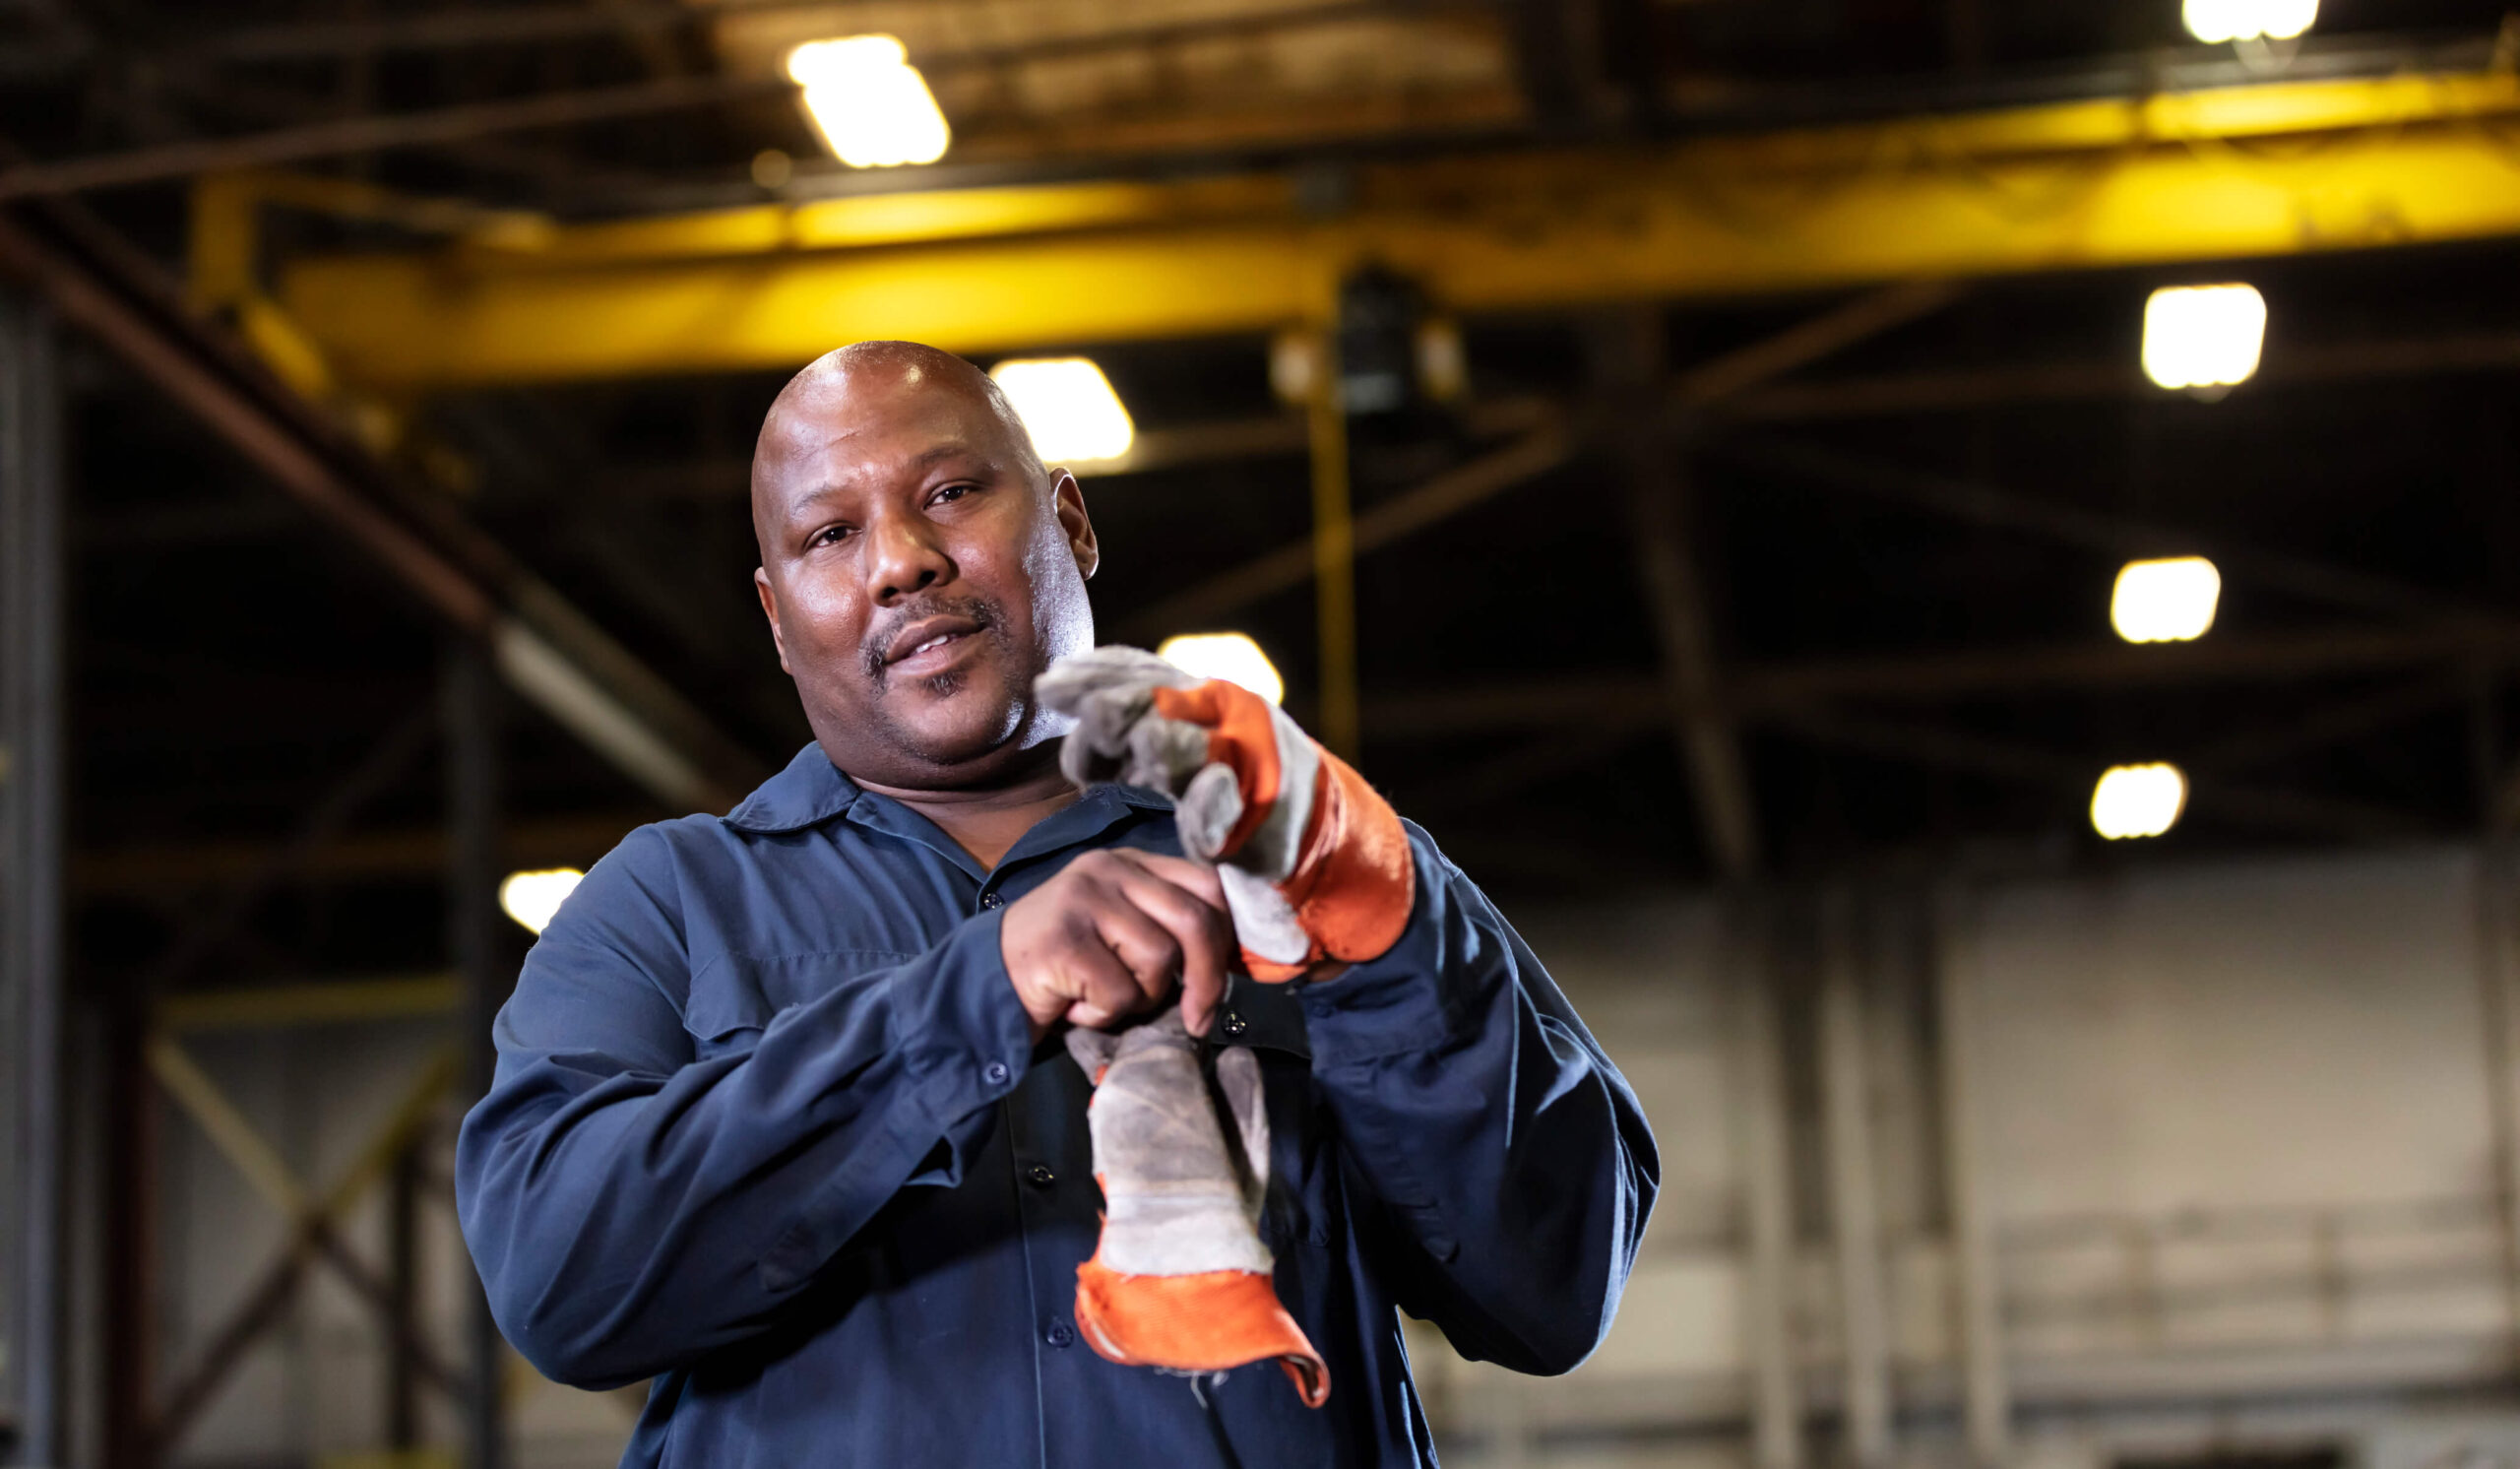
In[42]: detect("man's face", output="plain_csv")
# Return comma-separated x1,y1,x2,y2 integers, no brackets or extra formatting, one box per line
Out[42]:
752,363,1098,790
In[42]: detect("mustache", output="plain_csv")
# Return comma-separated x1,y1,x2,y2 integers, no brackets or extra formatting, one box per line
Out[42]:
860,594,1002,683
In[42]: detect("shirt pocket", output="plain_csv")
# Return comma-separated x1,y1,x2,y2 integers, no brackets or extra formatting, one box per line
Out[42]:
680,948,919,1058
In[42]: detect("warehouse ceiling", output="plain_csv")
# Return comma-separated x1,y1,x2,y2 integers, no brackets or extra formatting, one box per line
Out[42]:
4,0,2519,997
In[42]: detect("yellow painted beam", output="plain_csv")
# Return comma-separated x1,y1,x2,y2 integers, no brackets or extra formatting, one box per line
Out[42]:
275,71,2520,390
156,973,461,1032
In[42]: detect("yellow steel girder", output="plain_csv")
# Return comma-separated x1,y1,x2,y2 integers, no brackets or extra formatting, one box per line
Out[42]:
262,70,2520,389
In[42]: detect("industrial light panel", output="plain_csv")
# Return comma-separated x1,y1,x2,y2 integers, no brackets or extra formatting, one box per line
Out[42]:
499,867,585,934
2110,556,2223,643
1157,633,1286,706
990,357,1136,466
2091,764,2188,840
2143,284,2267,390
787,35,950,168
2183,0,2318,42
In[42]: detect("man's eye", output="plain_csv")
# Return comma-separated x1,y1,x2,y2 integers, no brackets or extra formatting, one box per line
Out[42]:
811,525,852,547
932,483,972,505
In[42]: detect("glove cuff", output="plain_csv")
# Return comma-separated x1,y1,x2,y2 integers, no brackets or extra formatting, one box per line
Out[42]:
1074,1254,1331,1408
1240,749,1416,982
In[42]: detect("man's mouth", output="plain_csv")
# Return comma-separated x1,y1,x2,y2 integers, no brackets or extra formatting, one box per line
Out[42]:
880,612,987,675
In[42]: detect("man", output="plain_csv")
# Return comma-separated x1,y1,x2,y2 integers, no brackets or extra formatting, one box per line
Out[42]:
457,341,1657,1466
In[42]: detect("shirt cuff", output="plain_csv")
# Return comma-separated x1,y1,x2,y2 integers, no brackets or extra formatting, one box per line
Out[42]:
887,908,1035,1091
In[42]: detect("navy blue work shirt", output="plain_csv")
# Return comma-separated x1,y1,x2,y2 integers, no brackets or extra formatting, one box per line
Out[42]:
457,742,1658,1467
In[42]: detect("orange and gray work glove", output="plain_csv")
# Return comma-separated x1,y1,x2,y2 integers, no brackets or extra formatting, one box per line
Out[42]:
1064,1010,1328,1407
1036,645,1416,983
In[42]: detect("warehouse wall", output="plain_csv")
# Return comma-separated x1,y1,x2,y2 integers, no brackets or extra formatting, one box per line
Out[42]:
1419,845,2516,1466
152,844,2520,1469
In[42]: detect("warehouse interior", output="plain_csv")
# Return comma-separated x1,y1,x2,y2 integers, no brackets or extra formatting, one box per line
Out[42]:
4,0,2520,1465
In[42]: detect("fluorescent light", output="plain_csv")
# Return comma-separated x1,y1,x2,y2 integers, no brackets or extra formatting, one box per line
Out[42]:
499,867,584,935
1157,633,1286,706
2143,284,2267,390
2183,0,2317,42
786,35,950,168
2111,556,2222,643
2091,764,2188,840
988,357,1135,465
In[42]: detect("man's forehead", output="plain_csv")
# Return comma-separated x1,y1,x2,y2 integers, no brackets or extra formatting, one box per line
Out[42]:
769,361,995,446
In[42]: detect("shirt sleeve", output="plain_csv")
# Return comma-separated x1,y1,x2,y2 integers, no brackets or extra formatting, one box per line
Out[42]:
453,827,1036,1390
1296,822,1662,1376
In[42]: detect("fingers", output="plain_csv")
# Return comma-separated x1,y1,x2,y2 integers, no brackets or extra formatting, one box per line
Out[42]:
1120,850,1228,906
1089,892,1189,1011
1052,911,1159,1032
1103,854,1235,1037
1000,849,1242,1043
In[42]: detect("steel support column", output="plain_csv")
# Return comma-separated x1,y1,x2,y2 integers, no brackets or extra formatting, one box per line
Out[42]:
1933,887,2011,1469
2467,681,2520,1366
387,1137,422,1451
1591,310,1761,880
444,644,509,1469
0,289,66,1469
1305,330,1360,762
1818,892,1892,1469
1732,905,1803,1469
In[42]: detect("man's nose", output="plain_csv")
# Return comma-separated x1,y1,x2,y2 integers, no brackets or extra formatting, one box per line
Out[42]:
865,513,953,604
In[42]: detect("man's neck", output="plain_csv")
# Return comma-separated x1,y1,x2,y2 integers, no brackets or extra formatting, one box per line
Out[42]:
854,748,1081,870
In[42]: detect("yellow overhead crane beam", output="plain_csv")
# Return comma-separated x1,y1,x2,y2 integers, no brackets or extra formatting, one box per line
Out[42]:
249,70,2520,390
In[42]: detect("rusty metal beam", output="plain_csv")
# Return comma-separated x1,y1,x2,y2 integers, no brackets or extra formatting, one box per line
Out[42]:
1768,705,2429,841
1724,436,2502,624
73,812,646,896
1721,332,2520,422
0,203,763,810
1120,415,1579,639
1124,284,1956,641
1356,624,2520,740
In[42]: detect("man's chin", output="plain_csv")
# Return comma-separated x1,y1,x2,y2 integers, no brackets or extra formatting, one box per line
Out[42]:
872,687,1033,773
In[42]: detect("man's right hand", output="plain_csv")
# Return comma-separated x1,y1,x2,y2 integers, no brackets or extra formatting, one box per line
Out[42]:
999,850,1235,1043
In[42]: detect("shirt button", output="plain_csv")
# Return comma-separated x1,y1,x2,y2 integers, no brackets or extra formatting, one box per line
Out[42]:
1024,1164,1056,1187
983,1061,1011,1086
980,891,1003,910
1045,1319,1075,1349
1222,1010,1247,1038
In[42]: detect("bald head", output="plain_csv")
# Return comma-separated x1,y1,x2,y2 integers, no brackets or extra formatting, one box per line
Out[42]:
748,340,1099,793
753,341,1042,523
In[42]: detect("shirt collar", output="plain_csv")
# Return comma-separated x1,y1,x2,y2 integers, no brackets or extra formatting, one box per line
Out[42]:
720,741,1173,850
720,742,862,834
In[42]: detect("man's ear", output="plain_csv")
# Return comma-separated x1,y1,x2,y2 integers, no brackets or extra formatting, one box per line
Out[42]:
753,567,792,674
1052,471,1099,580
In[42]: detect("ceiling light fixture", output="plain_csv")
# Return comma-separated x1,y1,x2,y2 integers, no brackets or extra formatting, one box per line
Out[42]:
989,357,1136,466
2110,556,2223,643
498,867,584,935
2142,284,2268,392
1157,633,1287,706
786,35,950,169
2183,0,2318,43
2091,764,2188,840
